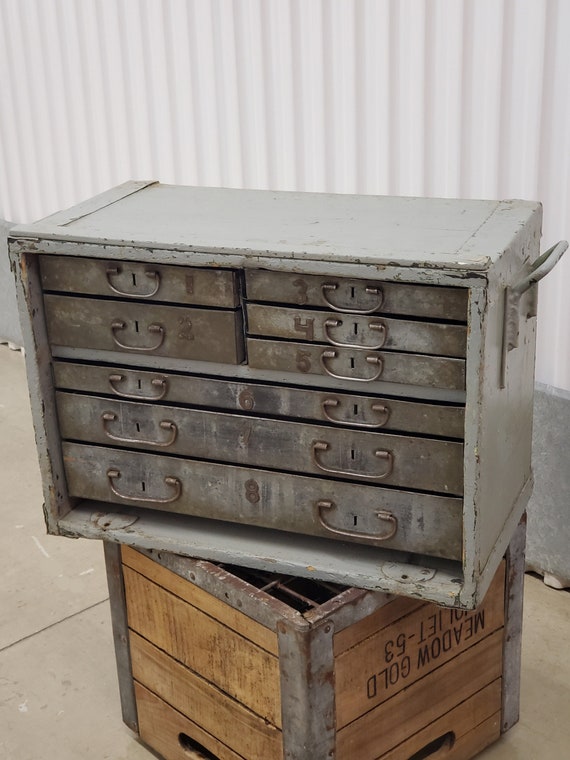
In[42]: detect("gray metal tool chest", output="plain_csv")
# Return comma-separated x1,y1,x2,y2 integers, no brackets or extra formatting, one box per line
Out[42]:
9,181,563,608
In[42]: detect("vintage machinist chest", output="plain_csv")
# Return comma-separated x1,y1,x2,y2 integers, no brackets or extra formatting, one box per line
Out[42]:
9,181,551,608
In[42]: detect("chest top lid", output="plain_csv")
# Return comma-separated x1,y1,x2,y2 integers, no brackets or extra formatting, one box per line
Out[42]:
10,181,541,271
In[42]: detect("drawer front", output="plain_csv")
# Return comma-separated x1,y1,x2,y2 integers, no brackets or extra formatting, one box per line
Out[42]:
247,339,466,391
63,442,463,559
44,294,245,363
56,392,464,494
40,255,240,307
53,361,465,438
247,304,467,358
245,270,468,321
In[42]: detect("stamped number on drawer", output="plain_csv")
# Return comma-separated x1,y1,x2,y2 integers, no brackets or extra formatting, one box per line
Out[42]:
247,304,467,358
245,270,468,322
53,360,465,438
62,442,463,559
43,294,245,364
40,255,240,307
247,339,465,391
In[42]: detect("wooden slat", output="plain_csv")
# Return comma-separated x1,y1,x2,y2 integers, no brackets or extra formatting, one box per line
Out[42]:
441,713,502,759
121,545,279,656
135,681,246,760
335,562,505,728
334,594,423,656
376,683,502,760
123,565,282,727
337,630,503,759
130,632,283,760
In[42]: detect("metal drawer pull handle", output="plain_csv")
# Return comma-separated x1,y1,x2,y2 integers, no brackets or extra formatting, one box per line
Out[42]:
320,349,383,382
107,469,182,504
512,240,568,295
108,373,168,401
311,441,394,480
111,320,165,352
324,318,387,349
315,500,398,542
102,412,178,447
321,398,390,428
105,266,161,297
321,282,383,313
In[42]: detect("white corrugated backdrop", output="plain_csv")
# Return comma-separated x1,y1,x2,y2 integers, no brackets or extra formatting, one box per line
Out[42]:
0,0,569,389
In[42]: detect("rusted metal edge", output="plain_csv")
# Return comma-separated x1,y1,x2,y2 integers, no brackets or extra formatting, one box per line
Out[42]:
9,250,73,526
138,547,308,632
139,547,395,634
122,544,397,637
302,586,394,631
501,514,527,733
103,542,138,734
58,503,469,608
277,619,336,759
8,236,492,285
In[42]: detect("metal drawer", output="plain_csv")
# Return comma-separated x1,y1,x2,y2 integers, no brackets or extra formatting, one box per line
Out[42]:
247,339,466,391
56,392,464,494
247,304,467,357
40,255,240,307
62,442,463,560
245,270,468,321
44,294,245,364
53,360,465,438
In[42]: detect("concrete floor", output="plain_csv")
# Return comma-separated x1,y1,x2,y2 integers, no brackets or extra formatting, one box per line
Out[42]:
0,343,569,760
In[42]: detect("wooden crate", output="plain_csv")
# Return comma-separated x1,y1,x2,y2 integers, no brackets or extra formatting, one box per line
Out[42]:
105,521,525,760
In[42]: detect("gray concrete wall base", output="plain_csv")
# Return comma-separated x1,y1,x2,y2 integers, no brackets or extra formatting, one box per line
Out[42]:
526,382,570,588
0,220,22,348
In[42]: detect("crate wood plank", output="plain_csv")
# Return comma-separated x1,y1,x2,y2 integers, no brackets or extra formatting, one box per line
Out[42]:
130,632,283,760
377,682,502,760
123,565,282,727
122,546,278,655
333,594,423,656
335,562,505,728
337,630,503,759
135,681,246,760
444,714,503,760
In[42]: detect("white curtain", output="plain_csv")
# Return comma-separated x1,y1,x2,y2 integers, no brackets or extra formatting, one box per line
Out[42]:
1,0,568,388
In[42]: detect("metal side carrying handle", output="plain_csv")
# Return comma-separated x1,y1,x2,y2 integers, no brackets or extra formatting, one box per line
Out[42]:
512,240,568,295
501,240,568,387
